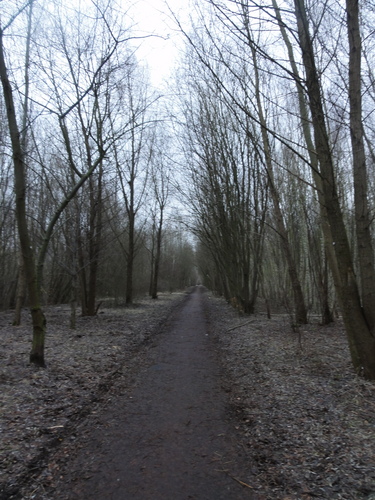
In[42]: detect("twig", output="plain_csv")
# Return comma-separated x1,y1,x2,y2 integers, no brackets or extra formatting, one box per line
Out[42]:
226,320,255,333
230,476,254,489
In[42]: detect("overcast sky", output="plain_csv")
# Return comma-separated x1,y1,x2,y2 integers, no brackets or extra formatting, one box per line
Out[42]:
129,0,191,86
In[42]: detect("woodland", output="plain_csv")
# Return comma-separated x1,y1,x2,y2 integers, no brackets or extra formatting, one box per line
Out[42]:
1,0,375,379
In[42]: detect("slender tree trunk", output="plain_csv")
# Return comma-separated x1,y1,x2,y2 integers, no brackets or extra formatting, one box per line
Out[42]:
294,0,375,379
321,251,334,325
125,128,137,306
250,44,308,324
151,213,163,299
13,253,26,325
240,271,253,314
70,271,77,330
126,210,135,305
87,179,97,315
0,28,46,366
149,220,156,297
346,0,375,330
77,225,88,316
87,168,103,315
12,1,33,326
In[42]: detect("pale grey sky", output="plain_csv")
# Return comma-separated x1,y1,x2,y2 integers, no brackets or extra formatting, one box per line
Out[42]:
130,0,191,86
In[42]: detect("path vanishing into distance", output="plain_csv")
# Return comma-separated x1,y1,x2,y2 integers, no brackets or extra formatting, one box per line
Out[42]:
47,287,255,499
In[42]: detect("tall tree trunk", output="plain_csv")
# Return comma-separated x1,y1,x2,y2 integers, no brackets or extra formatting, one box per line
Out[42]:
87,178,97,315
78,224,89,316
126,209,135,305
346,0,375,330
70,255,78,330
0,27,46,366
273,0,337,323
149,219,156,297
125,131,137,306
151,212,163,299
12,1,33,327
87,168,103,315
294,0,375,379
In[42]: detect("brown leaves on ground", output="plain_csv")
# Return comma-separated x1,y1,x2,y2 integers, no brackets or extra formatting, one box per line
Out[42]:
207,295,375,500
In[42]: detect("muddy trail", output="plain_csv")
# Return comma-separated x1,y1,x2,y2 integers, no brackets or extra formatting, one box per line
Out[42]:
43,287,254,499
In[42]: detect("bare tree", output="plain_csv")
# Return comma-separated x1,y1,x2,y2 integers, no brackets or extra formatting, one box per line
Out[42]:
0,2,47,365
0,0,131,366
148,133,172,299
110,71,157,305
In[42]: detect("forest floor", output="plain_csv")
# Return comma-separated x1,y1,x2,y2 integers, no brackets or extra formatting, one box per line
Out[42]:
0,287,374,499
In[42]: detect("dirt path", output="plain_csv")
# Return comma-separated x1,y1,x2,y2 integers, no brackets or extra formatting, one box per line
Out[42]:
47,287,254,499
